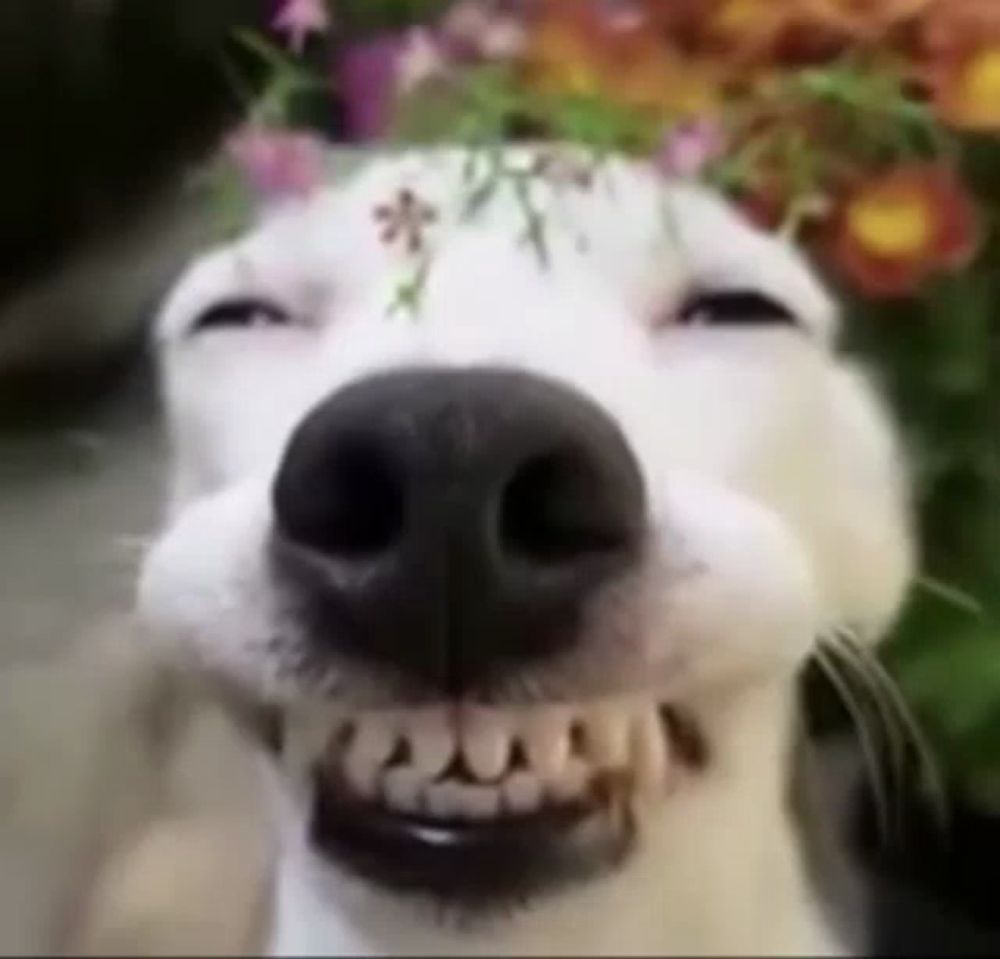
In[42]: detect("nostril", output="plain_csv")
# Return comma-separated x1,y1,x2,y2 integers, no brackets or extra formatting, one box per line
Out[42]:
499,449,634,564
278,437,405,559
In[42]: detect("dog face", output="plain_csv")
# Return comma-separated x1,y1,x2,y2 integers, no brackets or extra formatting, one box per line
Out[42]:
139,148,913,922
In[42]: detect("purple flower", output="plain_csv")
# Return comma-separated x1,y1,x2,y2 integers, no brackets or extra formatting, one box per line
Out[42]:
227,127,325,200
655,118,727,179
337,28,461,141
272,0,331,54
336,34,405,142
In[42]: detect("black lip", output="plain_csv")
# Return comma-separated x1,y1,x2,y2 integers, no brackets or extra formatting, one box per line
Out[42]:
309,769,635,906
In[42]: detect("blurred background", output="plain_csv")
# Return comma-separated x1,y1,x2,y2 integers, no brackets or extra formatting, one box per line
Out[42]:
0,0,997,954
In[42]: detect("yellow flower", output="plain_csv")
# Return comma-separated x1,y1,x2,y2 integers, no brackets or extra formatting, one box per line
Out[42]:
847,191,933,258
830,164,980,297
918,0,1000,129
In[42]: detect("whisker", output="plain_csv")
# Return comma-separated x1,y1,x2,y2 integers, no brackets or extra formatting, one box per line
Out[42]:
812,642,893,843
818,633,908,835
829,627,947,830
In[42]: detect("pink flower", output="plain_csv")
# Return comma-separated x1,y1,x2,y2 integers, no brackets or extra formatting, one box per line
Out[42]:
272,0,331,53
440,1,528,61
655,117,726,179
396,27,451,95
227,127,325,200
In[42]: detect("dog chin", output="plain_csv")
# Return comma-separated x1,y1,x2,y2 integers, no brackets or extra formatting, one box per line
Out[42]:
239,693,709,913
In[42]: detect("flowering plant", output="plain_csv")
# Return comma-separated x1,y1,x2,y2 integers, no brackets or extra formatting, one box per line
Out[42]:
226,0,1000,297
221,0,999,806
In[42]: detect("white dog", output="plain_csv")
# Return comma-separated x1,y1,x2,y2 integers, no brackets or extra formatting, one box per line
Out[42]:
131,147,914,956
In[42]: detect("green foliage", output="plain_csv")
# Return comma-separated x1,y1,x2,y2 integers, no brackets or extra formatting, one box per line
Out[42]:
335,0,453,36
839,137,1000,806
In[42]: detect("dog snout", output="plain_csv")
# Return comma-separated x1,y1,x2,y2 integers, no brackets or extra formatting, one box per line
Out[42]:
271,367,646,695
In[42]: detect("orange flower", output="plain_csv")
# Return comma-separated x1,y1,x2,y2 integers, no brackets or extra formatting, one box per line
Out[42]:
684,0,802,62
524,2,724,119
917,0,1000,130
829,164,979,297
525,13,606,99
669,0,857,72
802,0,932,38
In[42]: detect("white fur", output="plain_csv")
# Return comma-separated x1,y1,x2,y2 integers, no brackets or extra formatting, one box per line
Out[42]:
138,147,915,955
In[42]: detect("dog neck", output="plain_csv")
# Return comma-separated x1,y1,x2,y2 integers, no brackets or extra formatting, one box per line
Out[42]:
264,683,843,956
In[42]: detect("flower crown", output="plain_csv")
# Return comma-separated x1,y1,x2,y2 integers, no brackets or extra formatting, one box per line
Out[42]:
217,0,1000,804
221,0,1000,301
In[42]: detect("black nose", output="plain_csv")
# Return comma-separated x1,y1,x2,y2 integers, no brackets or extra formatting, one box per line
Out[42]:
271,367,645,695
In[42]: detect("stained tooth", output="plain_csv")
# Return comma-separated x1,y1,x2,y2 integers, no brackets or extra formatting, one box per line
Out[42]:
546,757,591,803
460,708,511,781
410,710,454,778
382,767,424,814
522,708,570,779
582,702,630,768
459,785,501,820
344,715,397,798
425,781,464,818
502,771,543,814
631,708,669,798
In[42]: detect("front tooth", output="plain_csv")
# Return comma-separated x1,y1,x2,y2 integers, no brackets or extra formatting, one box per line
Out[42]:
459,784,501,820
382,767,424,814
344,715,397,798
582,702,630,768
410,710,455,779
425,781,464,818
502,771,543,814
631,708,669,798
522,708,570,779
546,757,591,803
460,708,511,781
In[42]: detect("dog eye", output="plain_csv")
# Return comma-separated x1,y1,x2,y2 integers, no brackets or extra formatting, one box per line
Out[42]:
190,297,292,335
676,290,796,329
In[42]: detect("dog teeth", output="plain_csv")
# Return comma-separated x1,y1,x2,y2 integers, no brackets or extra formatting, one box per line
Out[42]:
462,784,502,819
425,781,465,818
382,767,424,813
521,708,571,779
502,771,543,814
545,757,591,803
423,782,505,820
632,708,670,798
582,702,631,768
344,715,397,799
320,699,678,817
461,708,511,781
410,710,454,779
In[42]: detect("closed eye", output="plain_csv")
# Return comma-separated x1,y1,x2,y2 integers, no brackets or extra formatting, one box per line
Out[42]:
676,290,797,329
189,297,293,335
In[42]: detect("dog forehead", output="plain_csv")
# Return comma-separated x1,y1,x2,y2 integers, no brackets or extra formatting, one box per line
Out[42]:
157,148,836,342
